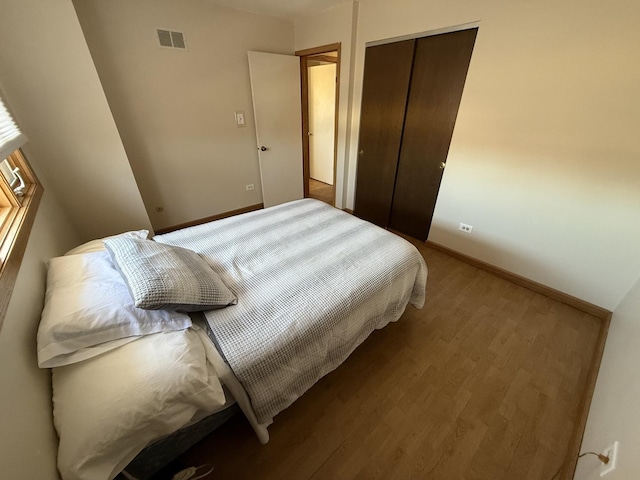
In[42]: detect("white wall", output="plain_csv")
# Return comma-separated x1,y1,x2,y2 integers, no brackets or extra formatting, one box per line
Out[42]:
309,63,336,185
295,1,357,209
0,0,152,243
0,192,81,479
74,0,295,230
347,0,640,309
574,277,640,479
0,1,155,475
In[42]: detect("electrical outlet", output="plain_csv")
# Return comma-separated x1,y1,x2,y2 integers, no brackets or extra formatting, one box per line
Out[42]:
459,223,473,233
245,184,254,191
601,441,619,477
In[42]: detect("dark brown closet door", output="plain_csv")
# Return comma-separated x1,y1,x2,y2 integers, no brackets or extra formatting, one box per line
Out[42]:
389,28,477,240
353,40,415,228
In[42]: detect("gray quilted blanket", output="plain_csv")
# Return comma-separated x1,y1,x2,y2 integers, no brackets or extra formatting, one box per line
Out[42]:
154,199,427,424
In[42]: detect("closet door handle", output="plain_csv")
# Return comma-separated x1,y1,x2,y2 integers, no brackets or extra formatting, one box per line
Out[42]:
439,162,446,170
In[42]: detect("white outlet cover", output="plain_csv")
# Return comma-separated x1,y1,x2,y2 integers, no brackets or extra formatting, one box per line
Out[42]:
601,441,619,477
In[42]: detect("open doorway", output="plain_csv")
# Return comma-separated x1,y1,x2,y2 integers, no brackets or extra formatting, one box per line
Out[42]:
297,44,340,207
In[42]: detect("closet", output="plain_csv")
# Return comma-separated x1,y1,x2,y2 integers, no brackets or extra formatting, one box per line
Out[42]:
354,28,478,241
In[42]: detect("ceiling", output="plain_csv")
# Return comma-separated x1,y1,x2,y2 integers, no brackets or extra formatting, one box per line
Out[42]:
201,0,352,19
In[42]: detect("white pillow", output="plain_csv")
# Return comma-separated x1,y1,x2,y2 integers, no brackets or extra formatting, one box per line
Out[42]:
37,251,192,368
65,229,149,256
53,329,226,480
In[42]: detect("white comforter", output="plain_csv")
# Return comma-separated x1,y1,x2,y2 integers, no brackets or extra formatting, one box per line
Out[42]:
53,328,225,480
155,199,427,427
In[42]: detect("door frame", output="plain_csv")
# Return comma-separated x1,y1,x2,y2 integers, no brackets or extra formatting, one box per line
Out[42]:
295,43,341,202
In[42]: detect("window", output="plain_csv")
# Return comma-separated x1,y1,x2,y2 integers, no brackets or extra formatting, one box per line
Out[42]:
0,94,43,328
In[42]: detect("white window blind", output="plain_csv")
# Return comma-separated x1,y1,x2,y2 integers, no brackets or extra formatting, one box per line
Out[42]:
0,96,27,161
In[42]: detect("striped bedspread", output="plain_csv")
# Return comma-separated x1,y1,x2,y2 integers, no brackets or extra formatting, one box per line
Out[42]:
154,199,427,424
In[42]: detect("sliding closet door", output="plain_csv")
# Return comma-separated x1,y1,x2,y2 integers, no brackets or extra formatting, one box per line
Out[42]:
389,28,478,240
353,40,415,228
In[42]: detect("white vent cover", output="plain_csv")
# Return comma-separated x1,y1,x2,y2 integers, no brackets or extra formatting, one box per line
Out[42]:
156,29,187,50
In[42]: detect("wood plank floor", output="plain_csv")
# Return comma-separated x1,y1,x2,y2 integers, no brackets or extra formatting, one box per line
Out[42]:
308,178,334,206
159,240,602,480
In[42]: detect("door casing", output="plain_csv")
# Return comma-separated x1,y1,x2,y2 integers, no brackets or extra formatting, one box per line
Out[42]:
296,43,341,204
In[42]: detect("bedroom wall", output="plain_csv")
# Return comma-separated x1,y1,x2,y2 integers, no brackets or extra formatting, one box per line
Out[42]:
0,0,156,476
73,0,295,230
0,192,80,479
347,0,640,310
295,1,358,209
574,276,640,479
0,0,152,243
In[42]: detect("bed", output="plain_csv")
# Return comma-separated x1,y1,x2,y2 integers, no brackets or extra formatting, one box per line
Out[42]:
38,199,427,480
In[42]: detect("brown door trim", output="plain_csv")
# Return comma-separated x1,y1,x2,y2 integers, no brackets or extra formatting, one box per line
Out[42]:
296,43,341,204
299,55,311,197
296,43,340,57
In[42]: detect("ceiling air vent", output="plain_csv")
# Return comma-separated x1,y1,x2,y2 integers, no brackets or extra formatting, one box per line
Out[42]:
156,29,187,50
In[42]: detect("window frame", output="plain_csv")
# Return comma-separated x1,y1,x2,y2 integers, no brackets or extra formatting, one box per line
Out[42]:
0,148,43,329
0,92,44,330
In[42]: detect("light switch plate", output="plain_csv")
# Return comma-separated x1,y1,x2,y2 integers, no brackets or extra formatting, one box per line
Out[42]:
235,110,246,127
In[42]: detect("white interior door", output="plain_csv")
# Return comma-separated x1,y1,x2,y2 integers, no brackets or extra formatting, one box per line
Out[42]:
309,63,336,185
248,51,303,208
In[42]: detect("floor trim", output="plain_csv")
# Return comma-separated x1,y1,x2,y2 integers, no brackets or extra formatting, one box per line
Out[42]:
562,311,611,479
425,240,611,320
154,203,264,235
